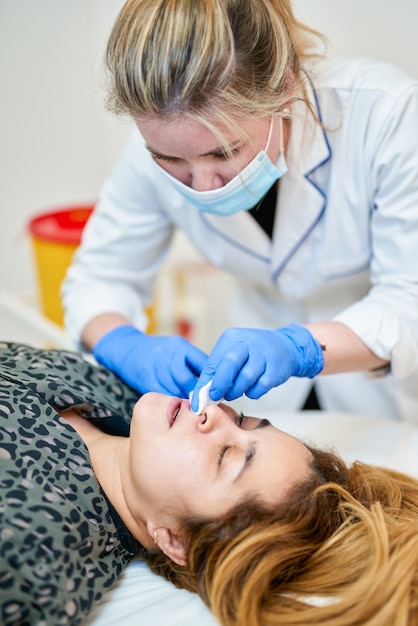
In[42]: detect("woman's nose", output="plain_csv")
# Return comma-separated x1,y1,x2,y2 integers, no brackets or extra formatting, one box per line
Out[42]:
196,404,224,433
191,166,224,191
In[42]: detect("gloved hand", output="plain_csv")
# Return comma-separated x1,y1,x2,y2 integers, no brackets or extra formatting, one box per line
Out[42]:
190,324,324,410
92,325,208,397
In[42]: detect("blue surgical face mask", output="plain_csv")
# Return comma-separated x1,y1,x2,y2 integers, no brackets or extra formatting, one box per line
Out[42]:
156,117,288,216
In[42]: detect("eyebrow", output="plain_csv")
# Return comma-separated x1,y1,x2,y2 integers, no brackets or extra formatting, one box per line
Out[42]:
145,140,242,160
234,441,256,484
232,418,271,483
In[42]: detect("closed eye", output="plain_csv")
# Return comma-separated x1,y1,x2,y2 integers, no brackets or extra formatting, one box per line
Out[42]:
212,146,242,160
237,412,271,430
218,444,232,466
148,151,179,163
146,144,243,163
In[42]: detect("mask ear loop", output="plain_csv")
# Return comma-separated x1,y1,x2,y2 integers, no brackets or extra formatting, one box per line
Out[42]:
269,113,288,177
278,116,284,155
264,117,275,152
265,115,285,155
280,107,291,154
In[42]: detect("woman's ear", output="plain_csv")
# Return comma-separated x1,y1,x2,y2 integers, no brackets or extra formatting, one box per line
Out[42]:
147,523,187,566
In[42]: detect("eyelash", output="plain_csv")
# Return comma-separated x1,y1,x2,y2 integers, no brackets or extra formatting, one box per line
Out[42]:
150,153,177,163
217,413,246,466
213,147,241,160
150,147,241,163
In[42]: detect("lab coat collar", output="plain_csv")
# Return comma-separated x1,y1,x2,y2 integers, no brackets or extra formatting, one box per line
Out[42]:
289,70,332,176
270,72,332,280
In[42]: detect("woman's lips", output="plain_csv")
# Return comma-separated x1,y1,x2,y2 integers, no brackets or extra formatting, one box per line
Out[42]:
167,398,190,427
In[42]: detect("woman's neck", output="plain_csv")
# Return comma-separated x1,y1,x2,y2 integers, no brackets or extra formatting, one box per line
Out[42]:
59,410,152,548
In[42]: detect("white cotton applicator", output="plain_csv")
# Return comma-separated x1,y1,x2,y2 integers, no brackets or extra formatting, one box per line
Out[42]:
190,380,223,415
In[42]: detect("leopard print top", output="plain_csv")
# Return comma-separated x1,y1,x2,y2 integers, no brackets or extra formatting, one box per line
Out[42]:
0,342,143,626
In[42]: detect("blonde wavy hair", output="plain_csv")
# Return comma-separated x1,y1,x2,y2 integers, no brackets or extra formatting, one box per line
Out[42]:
104,0,325,143
143,448,418,626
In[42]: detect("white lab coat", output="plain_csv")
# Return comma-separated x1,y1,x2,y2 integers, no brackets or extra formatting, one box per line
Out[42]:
63,57,418,422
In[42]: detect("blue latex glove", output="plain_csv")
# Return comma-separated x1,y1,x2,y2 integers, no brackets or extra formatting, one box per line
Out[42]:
93,325,208,397
190,324,324,410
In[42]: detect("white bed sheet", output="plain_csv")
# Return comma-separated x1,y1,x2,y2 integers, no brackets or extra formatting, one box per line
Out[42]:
83,411,418,626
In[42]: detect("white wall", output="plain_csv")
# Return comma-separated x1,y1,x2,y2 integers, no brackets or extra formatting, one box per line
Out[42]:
1,1,417,341
295,0,418,78
0,0,129,297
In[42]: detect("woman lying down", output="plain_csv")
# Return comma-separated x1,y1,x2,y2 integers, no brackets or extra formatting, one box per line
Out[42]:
0,343,417,626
